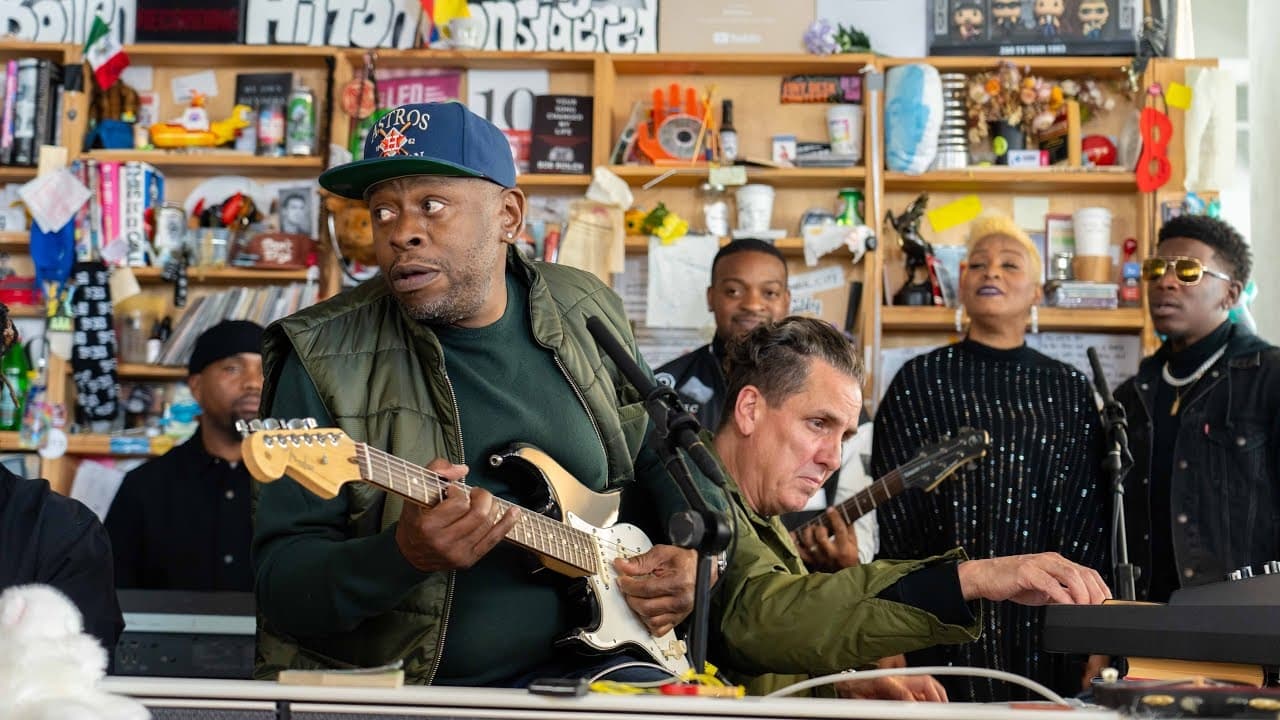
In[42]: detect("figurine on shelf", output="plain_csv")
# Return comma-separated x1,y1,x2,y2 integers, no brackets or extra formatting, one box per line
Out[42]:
952,0,986,41
1074,0,1110,39
885,193,943,307
149,92,252,149
991,0,1025,36
1034,0,1066,37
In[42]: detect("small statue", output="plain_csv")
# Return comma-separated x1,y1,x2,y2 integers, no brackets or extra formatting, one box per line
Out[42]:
991,0,1024,36
952,0,985,41
885,193,943,307
1076,0,1110,39
1034,0,1065,38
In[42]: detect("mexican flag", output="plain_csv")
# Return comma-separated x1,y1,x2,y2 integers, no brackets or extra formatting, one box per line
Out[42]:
83,16,129,89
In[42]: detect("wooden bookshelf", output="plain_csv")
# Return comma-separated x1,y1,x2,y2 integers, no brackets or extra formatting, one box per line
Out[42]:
131,266,313,284
612,165,866,189
883,169,1137,193
0,230,27,252
517,173,593,188
82,151,324,172
0,166,37,183
881,306,1146,332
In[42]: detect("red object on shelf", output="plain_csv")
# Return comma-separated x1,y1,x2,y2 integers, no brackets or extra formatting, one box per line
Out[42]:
0,276,40,306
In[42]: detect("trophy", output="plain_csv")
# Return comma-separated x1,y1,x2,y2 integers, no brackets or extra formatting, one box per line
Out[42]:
885,193,944,306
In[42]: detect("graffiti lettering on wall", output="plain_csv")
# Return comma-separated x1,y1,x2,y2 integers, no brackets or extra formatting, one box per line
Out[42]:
467,0,656,53
242,0,421,48
0,0,136,43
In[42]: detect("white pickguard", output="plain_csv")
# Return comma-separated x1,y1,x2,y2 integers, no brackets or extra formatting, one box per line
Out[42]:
561,511,691,677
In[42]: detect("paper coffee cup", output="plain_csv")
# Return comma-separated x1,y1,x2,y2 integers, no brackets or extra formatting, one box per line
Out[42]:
735,184,776,233
827,105,863,161
1072,207,1112,257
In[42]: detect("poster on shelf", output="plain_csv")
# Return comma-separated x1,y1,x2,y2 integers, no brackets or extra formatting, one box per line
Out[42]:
0,0,136,44
466,0,657,53
242,0,421,48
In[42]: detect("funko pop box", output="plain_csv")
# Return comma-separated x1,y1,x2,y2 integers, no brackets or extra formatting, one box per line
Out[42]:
926,0,1175,57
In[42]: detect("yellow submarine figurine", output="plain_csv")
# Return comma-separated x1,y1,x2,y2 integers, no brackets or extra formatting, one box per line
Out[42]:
149,92,252,149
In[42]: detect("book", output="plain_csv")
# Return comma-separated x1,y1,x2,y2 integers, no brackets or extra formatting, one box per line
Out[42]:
1124,657,1265,688
10,59,39,166
530,95,592,175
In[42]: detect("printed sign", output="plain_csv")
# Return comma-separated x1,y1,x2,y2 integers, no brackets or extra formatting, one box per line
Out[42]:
243,0,422,48
467,0,656,53
0,0,137,43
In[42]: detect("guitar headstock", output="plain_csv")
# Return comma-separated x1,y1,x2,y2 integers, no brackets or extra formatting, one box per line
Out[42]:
902,427,991,493
237,418,360,499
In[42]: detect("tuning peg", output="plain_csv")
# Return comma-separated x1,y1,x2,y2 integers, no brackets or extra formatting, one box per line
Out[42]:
303,417,318,429
248,419,264,431
235,420,251,437
286,418,307,430
263,418,281,430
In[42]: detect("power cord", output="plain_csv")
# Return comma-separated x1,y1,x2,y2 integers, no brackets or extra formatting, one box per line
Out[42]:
764,665,1070,705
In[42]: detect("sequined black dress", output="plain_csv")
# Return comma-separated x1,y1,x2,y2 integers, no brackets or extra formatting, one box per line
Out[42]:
872,338,1109,702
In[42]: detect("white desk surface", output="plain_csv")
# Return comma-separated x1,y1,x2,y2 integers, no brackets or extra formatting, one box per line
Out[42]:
101,677,1123,720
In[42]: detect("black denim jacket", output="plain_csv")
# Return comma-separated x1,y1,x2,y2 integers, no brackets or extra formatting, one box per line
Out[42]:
1115,325,1280,598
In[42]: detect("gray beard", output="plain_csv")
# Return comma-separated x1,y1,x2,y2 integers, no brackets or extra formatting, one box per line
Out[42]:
392,266,495,325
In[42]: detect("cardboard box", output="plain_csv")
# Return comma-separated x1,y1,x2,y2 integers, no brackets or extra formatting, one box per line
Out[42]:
659,0,815,54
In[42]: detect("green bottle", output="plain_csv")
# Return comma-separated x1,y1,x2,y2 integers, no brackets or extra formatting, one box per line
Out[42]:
0,341,30,432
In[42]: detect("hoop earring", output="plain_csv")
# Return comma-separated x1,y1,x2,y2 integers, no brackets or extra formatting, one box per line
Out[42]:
1030,305,1039,334
955,307,964,333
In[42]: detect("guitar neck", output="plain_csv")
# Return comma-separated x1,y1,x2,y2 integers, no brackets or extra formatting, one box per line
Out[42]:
353,443,599,576
798,470,905,535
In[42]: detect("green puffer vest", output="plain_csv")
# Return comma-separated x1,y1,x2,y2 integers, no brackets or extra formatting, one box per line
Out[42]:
255,250,650,683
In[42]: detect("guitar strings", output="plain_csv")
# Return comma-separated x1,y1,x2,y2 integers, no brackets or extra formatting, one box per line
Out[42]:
356,443,644,560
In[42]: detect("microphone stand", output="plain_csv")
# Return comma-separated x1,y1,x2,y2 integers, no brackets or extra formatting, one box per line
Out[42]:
1087,347,1139,602
585,317,732,676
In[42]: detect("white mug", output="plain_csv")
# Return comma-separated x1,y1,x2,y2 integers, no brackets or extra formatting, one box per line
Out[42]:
827,105,863,161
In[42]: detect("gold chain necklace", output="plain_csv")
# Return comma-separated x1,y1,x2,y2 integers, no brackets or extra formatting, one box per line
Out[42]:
1162,345,1228,415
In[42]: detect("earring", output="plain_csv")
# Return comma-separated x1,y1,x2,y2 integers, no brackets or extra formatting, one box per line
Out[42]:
955,307,964,333
505,231,514,239
1030,305,1039,334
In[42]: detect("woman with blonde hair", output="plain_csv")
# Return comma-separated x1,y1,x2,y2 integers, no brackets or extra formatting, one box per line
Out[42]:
871,214,1109,701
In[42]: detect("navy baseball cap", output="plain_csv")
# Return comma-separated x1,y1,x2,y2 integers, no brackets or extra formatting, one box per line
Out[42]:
319,102,517,199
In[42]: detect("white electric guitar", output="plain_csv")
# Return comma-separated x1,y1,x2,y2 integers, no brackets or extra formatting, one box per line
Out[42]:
240,419,690,676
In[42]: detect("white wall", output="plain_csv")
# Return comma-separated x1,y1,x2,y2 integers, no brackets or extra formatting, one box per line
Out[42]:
1248,1,1279,342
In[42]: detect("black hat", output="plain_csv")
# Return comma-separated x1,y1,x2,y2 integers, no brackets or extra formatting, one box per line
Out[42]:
188,320,264,375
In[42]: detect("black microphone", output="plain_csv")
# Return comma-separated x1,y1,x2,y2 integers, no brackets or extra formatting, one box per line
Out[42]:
1087,346,1117,404
584,316,726,487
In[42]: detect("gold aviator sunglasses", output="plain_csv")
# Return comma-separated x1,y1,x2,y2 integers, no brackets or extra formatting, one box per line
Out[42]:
1140,256,1233,286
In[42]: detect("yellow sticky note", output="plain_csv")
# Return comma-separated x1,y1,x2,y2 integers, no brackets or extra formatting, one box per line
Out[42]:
1165,82,1193,110
926,195,984,233
709,165,748,187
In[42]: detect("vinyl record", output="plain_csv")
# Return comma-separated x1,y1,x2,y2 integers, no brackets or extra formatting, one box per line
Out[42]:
656,115,703,160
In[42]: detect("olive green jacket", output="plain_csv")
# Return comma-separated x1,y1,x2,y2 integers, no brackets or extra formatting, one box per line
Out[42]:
253,250,699,683
711,476,981,696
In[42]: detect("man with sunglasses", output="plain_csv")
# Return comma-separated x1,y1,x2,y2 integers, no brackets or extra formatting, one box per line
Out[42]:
1114,215,1280,602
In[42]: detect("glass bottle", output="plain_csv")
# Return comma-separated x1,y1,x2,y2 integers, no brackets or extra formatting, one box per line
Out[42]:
699,182,730,238
0,341,30,431
836,187,864,226
719,100,738,164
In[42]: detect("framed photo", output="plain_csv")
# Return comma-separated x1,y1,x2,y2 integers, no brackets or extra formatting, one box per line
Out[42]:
272,182,318,238
1044,214,1075,269
1027,231,1048,281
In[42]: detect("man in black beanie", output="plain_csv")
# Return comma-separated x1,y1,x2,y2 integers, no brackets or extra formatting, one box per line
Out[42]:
105,320,263,591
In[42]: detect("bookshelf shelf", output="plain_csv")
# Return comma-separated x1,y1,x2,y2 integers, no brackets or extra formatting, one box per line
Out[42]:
611,165,866,189
348,48,598,72
517,173,593,188
612,53,875,76
0,431,28,452
883,169,1136,193
116,363,189,380
624,235,845,258
82,151,324,172
4,304,45,319
0,166,37,182
881,306,1146,332
0,230,27,252
879,56,1135,77
63,433,168,457
132,266,313,284
121,43,335,67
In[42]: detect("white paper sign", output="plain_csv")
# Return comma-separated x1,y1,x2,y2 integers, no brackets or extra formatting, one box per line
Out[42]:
19,169,91,233
645,234,718,329
877,344,940,403
171,70,219,103
468,0,657,53
70,459,127,523
0,0,137,43
789,295,823,316
243,0,421,48
789,265,845,296
1025,332,1142,392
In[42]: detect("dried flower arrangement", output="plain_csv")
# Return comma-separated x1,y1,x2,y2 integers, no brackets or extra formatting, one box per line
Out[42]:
965,62,1126,144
